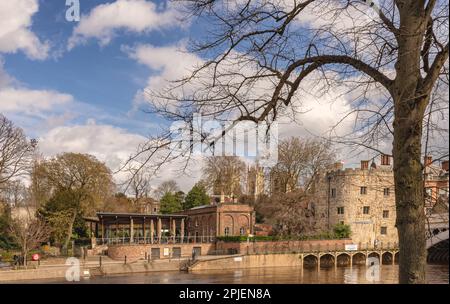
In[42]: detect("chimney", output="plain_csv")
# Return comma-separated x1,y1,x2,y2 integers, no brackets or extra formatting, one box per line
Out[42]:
381,154,390,166
442,160,449,172
424,155,433,167
361,160,369,170
333,162,344,170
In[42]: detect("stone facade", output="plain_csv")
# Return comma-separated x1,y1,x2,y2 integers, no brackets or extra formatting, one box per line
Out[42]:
216,239,353,254
311,158,398,247
424,157,449,212
182,203,256,238
107,243,215,261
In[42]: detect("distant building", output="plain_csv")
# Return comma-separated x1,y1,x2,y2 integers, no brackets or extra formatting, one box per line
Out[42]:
182,203,256,240
136,197,160,214
246,164,265,198
424,156,449,214
311,156,398,247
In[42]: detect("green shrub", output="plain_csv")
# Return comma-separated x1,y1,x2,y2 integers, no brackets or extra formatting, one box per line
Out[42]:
333,223,352,239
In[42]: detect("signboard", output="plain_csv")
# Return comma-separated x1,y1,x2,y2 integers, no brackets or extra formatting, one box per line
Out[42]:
163,248,170,256
234,257,243,262
31,254,40,261
345,244,358,251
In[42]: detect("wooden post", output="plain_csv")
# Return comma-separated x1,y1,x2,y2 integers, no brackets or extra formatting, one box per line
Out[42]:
143,217,146,244
150,219,154,244
172,218,176,243
101,218,104,242
157,217,162,243
130,217,134,243
181,218,185,244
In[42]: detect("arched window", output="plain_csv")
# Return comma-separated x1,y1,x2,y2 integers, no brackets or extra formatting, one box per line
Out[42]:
240,227,245,236
224,227,230,236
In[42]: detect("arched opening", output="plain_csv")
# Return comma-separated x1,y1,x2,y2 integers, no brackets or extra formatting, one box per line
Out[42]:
303,254,318,268
352,252,366,265
319,254,335,268
367,252,380,266
381,252,393,265
394,252,399,264
336,253,351,266
427,239,449,264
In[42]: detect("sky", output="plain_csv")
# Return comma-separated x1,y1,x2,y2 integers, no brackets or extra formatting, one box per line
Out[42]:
3,0,443,193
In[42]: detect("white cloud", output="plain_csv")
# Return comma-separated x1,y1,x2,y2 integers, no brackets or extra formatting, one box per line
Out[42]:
0,87,73,116
68,0,184,49
0,0,49,60
124,43,202,111
39,122,147,179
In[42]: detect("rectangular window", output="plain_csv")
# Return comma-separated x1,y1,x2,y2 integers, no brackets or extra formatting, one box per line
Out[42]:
337,207,344,215
381,227,387,235
383,188,390,196
382,210,389,218
331,188,336,198
360,187,367,195
363,206,370,214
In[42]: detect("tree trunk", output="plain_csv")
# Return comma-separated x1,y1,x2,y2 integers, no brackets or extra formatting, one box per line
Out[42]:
393,1,430,284
62,210,77,255
392,94,428,283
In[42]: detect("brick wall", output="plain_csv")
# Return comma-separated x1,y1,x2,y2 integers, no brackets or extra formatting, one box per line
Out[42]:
107,243,215,261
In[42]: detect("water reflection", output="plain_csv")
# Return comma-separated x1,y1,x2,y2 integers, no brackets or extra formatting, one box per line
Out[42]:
34,264,448,284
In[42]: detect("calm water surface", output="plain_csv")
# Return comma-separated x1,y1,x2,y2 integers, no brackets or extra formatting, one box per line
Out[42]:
30,264,449,284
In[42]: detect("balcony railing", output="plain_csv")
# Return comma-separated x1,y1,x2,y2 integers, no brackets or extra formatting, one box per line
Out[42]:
95,235,216,246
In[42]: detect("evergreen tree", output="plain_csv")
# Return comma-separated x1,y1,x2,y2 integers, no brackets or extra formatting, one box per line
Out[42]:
184,184,210,210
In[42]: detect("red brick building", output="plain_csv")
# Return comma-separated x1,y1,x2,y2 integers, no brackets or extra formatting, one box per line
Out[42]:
182,203,256,241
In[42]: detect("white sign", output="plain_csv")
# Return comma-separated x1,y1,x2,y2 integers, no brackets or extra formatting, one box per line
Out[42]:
345,244,358,251
163,248,170,256
234,257,243,262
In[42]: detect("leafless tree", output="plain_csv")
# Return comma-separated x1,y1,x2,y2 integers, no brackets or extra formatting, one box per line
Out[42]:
0,180,28,207
270,137,335,193
0,115,35,186
257,190,316,237
9,209,51,267
203,156,246,196
124,0,448,283
153,180,179,199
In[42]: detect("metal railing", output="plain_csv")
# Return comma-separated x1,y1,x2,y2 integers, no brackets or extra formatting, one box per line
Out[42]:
95,235,217,246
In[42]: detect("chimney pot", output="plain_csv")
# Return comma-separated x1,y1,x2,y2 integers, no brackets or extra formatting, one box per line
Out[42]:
361,160,369,170
333,162,344,170
442,160,449,172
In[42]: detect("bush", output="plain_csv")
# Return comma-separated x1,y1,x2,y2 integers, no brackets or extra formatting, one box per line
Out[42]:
333,223,352,239
216,227,351,242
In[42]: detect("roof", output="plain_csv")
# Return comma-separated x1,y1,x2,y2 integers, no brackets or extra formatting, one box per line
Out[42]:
96,212,188,218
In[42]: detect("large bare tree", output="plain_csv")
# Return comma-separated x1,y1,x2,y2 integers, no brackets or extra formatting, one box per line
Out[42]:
9,210,51,267
270,137,335,193
203,156,246,196
126,0,448,283
0,115,35,186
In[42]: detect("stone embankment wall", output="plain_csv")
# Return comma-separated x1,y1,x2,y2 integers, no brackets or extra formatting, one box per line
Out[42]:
189,253,303,271
216,239,353,254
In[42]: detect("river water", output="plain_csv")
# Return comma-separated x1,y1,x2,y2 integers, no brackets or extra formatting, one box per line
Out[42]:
31,264,449,284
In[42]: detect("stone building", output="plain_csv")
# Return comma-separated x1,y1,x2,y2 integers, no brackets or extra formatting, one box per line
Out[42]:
182,203,256,240
311,156,398,247
246,164,265,198
424,156,449,213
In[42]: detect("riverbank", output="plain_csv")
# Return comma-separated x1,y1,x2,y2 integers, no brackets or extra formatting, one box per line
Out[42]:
0,256,187,282
9,264,450,284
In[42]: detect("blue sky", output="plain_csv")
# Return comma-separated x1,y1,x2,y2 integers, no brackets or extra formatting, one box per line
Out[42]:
2,0,197,135
0,0,215,189
4,0,433,191
0,0,385,190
